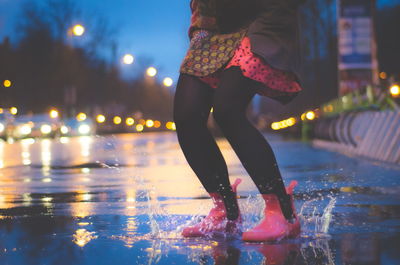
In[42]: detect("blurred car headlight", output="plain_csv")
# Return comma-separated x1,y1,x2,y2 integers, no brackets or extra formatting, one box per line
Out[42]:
40,124,52,135
60,125,69,134
78,124,91,135
20,124,32,135
0,123,4,133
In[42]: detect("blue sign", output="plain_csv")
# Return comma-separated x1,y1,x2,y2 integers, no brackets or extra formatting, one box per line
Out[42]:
339,0,374,70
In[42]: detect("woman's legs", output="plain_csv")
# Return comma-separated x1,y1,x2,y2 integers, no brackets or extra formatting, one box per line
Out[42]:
173,73,239,221
173,67,294,222
212,66,294,220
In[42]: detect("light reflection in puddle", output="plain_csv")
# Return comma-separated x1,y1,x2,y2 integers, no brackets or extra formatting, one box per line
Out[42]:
22,193,32,206
122,217,137,248
71,191,93,218
42,177,52,183
77,222,91,226
79,136,92,157
20,138,33,166
73,228,98,247
60,137,69,144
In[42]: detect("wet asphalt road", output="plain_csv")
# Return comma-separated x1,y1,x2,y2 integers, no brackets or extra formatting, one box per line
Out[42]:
0,132,399,265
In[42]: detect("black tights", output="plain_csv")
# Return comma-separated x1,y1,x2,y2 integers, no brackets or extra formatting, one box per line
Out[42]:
173,66,293,221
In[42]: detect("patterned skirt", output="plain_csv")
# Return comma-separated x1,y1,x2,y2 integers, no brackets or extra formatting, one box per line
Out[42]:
198,36,302,104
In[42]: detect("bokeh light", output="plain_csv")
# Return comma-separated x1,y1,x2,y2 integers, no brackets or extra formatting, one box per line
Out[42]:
146,67,157,77
3,80,11,88
49,109,59,119
166,122,173,130
40,124,51,134
163,77,173,87
76,112,87,122
306,111,316,120
96,114,106,123
10,107,18,115
20,125,32,135
145,119,154,128
271,122,280,130
113,116,122,125
40,124,52,135
60,126,69,134
78,124,91,134
390,84,400,97
126,117,134,126
72,24,85,36
123,54,134,65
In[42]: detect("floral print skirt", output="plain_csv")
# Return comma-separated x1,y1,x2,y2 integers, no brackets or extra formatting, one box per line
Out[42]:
198,36,302,103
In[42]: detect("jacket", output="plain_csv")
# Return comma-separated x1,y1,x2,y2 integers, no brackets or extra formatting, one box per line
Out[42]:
187,0,305,79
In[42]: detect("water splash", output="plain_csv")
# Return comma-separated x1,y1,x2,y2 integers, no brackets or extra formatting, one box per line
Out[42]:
318,196,336,234
300,239,335,265
299,195,337,237
240,194,264,230
145,240,163,265
135,175,161,237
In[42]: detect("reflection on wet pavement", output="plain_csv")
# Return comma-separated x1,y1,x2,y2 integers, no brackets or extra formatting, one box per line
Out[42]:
0,132,399,264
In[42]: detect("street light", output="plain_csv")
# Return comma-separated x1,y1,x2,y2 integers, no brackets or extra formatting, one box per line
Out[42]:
113,116,122,125
126,117,134,126
76,112,87,121
10,107,17,115
72,24,85,36
390,84,400,97
306,111,315,120
49,109,59,119
166,121,176,130
154,120,161,128
3,80,11,88
163,77,173,87
145,119,154,128
96,114,106,123
146,67,157,77
287,117,296,126
379,72,387,80
122,54,134,65
271,122,280,130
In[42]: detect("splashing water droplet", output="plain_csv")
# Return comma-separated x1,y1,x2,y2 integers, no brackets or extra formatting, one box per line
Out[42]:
299,196,336,237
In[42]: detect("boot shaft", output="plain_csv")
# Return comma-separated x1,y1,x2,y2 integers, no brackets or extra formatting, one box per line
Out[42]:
261,180,298,220
261,194,284,214
208,178,243,215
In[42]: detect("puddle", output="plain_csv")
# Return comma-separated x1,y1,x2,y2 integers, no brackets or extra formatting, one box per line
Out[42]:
0,133,399,264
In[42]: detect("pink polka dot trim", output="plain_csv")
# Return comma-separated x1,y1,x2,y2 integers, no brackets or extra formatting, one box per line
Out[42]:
199,36,302,98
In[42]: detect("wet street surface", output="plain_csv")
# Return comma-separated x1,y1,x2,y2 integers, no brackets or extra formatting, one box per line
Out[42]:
0,132,399,265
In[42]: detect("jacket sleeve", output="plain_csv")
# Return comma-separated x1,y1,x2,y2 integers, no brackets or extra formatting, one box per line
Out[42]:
188,0,218,39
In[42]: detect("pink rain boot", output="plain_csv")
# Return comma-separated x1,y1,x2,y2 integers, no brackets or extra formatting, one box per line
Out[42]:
242,180,301,242
182,178,242,237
